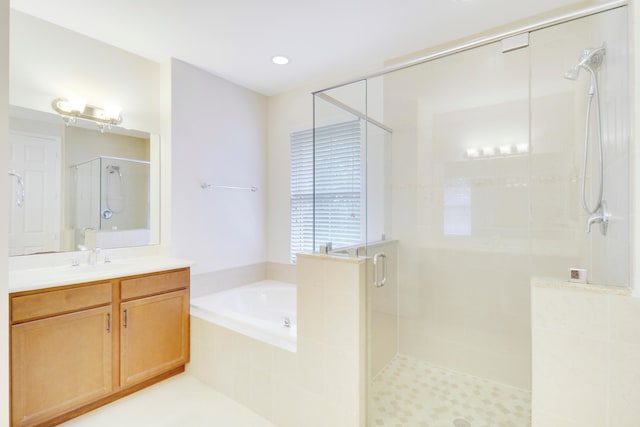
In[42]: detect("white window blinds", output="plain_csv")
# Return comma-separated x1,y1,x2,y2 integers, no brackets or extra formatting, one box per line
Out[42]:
290,120,362,262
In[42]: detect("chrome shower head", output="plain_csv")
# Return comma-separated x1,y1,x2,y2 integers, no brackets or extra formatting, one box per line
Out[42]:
107,164,122,177
564,66,580,81
564,44,606,82
579,45,605,70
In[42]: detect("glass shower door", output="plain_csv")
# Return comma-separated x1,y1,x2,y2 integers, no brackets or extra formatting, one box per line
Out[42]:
364,38,532,426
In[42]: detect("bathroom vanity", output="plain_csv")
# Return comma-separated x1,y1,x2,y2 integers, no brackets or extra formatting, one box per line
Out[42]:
9,261,191,427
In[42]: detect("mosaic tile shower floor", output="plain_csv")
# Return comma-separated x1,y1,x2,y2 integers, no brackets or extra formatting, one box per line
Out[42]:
369,355,531,427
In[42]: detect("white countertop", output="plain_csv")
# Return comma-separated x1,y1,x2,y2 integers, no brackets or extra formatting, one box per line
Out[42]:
9,256,194,293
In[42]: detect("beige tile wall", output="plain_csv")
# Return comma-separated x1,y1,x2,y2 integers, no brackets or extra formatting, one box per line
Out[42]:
266,261,296,284
189,253,366,427
190,262,267,298
529,7,630,287
531,281,640,427
380,38,533,390
190,261,296,299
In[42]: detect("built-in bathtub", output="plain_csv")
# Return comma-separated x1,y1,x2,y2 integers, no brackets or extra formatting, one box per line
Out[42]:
190,280,297,352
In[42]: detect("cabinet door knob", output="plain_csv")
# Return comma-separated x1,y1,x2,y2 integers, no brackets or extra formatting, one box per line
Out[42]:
123,309,128,328
106,313,111,333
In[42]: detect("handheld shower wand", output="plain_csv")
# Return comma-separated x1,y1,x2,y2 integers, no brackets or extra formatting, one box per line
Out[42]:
564,44,608,235
564,45,605,95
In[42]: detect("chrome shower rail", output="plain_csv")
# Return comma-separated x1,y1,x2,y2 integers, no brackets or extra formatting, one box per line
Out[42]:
312,0,627,94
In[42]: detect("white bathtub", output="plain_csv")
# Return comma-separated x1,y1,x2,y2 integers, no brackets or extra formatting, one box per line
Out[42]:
190,280,297,352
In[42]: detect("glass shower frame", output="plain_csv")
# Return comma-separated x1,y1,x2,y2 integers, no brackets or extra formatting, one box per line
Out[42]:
68,156,151,249
312,3,629,426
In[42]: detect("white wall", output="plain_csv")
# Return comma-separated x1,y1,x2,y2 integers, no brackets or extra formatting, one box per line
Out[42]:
10,10,161,134
266,85,315,264
159,60,172,255
1,0,8,422
633,0,640,295
170,59,267,274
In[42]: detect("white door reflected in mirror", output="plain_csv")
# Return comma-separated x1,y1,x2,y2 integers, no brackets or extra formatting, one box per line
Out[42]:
8,130,61,256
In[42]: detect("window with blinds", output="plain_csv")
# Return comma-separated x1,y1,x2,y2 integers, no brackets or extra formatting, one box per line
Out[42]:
290,120,362,263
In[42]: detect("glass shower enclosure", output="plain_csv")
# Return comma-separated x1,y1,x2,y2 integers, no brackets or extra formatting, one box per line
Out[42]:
69,156,151,250
312,4,629,426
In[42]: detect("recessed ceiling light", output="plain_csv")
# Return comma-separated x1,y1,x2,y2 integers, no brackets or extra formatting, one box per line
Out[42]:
272,55,289,65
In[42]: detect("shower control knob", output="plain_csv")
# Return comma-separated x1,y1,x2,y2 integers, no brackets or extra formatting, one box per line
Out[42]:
101,209,113,219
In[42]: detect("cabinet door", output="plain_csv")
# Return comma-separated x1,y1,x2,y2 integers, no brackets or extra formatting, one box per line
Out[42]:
120,289,189,388
11,306,113,427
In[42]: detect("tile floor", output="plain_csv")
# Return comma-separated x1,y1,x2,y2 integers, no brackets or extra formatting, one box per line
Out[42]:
61,374,275,427
60,356,530,427
369,355,531,427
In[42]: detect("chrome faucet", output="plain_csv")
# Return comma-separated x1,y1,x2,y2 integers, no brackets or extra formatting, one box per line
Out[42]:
586,201,609,235
88,248,101,265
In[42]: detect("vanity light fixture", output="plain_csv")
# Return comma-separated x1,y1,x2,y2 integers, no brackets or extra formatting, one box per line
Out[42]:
52,97,123,133
499,145,513,155
465,148,480,158
482,146,495,156
465,143,529,159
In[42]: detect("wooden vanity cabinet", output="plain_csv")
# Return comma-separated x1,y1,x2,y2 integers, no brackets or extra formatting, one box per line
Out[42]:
9,268,190,427
11,283,113,427
120,269,190,388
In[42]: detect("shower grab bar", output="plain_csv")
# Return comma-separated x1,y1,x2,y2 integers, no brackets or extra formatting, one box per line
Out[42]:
8,171,25,207
373,253,387,287
200,182,258,192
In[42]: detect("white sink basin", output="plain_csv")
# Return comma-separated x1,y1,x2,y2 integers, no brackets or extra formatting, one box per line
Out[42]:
62,263,127,275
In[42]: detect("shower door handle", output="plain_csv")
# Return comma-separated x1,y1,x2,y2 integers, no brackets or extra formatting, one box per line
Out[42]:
373,253,387,287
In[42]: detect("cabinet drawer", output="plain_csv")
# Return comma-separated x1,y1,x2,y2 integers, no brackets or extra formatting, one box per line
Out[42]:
11,282,112,324
121,268,189,301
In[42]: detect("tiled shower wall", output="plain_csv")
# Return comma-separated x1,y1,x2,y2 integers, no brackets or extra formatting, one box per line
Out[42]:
529,6,629,286
532,282,638,426
381,36,532,390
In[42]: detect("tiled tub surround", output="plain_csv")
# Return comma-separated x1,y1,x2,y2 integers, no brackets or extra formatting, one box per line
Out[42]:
189,253,367,427
189,262,296,298
191,280,297,352
531,279,637,427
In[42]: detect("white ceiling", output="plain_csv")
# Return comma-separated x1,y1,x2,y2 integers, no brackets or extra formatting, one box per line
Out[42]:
10,0,583,96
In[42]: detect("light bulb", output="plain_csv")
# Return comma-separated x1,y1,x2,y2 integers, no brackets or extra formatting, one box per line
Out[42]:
272,55,289,65
67,97,86,113
104,105,122,120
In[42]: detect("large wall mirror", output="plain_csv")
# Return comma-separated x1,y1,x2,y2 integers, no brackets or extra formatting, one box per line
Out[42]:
8,105,160,256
